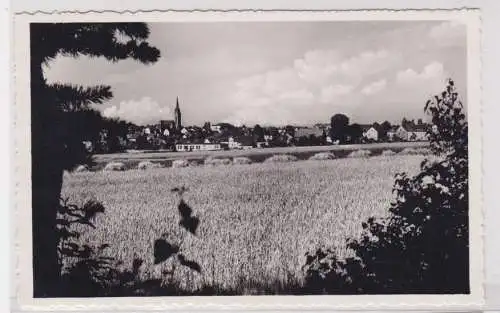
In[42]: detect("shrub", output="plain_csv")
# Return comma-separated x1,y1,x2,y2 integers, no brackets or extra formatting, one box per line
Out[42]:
188,160,200,167
347,149,371,158
400,147,432,156
204,157,232,166
74,164,89,173
380,150,396,156
137,161,161,170
303,79,469,294
232,157,253,165
264,154,298,163
309,152,336,161
172,159,189,168
103,162,125,171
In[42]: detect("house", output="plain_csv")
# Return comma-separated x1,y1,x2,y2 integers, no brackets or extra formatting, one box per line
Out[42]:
175,142,222,152
406,124,429,141
221,136,255,150
360,125,379,141
264,134,273,142
225,137,241,149
395,125,409,141
386,126,399,141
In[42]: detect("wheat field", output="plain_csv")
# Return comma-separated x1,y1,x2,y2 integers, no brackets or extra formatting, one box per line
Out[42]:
61,155,423,292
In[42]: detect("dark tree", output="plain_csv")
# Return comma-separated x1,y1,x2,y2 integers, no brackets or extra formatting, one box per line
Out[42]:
253,124,265,142
346,123,363,144
30,23,160,297
379,121,392,140
401,117,409,129
203,122,212,134
330,114,350,144
284,125,296,137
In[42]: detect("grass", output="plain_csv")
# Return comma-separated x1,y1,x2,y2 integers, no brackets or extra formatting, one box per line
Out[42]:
61,155,423,293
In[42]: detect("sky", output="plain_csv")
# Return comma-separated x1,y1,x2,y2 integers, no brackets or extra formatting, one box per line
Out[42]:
43,21,467,127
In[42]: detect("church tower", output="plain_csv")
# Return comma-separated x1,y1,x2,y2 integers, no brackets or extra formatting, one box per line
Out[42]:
174,96,182,131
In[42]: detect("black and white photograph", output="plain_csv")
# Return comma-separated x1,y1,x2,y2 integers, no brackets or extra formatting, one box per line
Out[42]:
13,9,483,310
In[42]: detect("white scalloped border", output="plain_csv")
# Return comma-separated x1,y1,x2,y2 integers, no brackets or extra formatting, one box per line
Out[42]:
11,8,484,311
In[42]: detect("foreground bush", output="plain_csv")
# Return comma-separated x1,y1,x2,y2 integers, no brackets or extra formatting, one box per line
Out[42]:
309,152,336,161
347,149,371,158
264,154,298,163
304,79,469,294
103,162,125,171
232,157,253,165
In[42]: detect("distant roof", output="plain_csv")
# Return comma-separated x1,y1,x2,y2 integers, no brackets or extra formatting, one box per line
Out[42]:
405,124,429,132
295,128,324,138
359,124,376,132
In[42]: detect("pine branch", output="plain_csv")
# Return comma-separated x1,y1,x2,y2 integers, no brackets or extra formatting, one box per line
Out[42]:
34,23,161,65
48,83,113,111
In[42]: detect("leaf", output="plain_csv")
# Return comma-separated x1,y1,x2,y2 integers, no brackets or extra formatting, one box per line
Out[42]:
153,239,179,264
178,200,192,219
132,258,143,275
179,216,199,235
48,83,113,111
177,254,201,273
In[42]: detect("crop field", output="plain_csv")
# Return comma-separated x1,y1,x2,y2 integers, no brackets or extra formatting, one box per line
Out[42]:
61,155,424,293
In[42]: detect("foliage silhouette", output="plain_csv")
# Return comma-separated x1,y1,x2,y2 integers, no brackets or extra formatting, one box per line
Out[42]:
31,23,160,296
56,195,209,296
178,199,200,235
177,254,202,273
153,239,180,264
303,79,469,294
330,114,350,144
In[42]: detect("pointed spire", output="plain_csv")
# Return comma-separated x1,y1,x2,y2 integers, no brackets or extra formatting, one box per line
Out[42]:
175,96,180,110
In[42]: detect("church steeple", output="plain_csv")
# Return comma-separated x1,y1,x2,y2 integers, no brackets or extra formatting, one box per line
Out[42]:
174,97,182,130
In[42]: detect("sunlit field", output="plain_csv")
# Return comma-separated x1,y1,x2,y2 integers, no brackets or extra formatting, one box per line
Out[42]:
61,155,424,292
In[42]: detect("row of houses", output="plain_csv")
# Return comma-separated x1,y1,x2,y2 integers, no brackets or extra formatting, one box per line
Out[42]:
175,136,256,152
361,124,429,142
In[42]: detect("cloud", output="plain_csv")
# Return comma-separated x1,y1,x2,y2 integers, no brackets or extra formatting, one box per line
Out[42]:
225,49,398,125
361,79,387,95
428,21,466,47
319,84,354,103
102,97,173,125
396,62,445,85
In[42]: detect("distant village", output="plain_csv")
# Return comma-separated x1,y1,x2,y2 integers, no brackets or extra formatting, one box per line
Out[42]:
87,97,431,154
